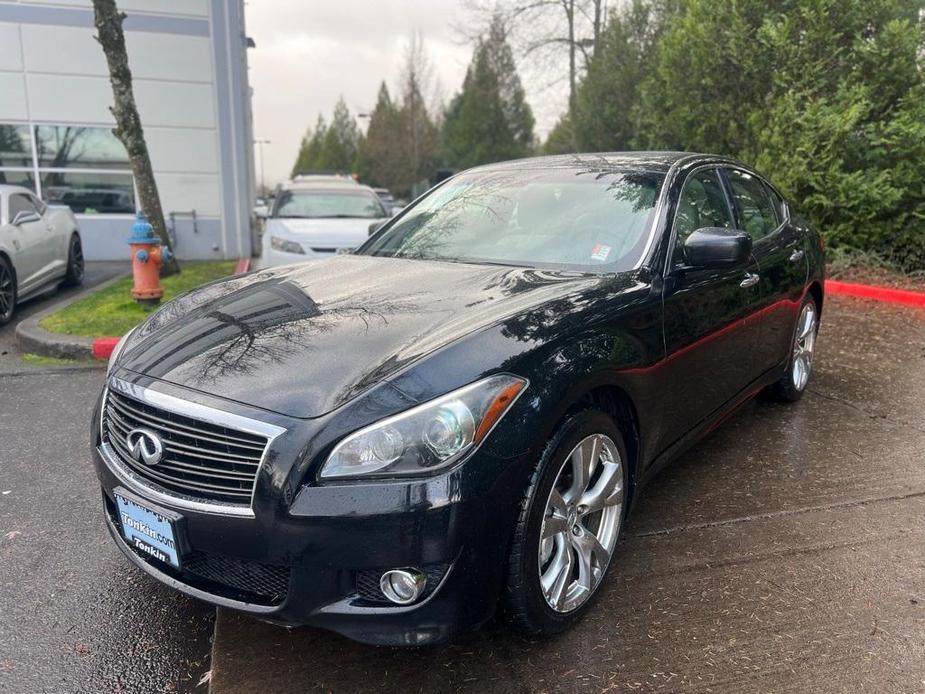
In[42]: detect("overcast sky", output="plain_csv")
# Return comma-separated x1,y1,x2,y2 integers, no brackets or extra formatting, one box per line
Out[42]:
244,0,567,187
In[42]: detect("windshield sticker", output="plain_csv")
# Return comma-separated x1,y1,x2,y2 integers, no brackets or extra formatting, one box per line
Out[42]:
591,244,611,262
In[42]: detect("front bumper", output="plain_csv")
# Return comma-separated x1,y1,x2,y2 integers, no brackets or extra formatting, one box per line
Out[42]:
93,424,523,646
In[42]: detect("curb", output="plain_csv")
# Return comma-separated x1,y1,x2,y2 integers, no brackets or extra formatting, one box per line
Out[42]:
15,273,129,361
17,258,255,361
825,279,925,308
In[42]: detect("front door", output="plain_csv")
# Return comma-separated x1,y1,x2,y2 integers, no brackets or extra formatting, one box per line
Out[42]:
722,168,807,374
6,193,49,291
659,167,764,446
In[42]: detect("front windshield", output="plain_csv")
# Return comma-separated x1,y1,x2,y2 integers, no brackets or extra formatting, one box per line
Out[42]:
360,167,664,271
273,190,385,219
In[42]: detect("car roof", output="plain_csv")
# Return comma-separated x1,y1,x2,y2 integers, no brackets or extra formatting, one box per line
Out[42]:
280,179,378,195
0,184,36,197
287,174,360,189
468,151,735,175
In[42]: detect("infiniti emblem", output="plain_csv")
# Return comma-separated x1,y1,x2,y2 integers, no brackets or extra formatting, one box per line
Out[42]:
126,428,164,466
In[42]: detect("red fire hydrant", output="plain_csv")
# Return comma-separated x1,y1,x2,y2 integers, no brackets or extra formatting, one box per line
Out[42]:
128,211,171,307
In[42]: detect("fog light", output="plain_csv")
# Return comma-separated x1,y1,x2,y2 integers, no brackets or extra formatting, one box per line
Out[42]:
379,568,427,605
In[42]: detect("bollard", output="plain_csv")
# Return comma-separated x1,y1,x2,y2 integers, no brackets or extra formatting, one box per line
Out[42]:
128,211,171,307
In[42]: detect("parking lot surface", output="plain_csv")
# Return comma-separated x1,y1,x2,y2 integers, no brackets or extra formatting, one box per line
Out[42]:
210,295,925,693
1,295,923,693
0,368,213,693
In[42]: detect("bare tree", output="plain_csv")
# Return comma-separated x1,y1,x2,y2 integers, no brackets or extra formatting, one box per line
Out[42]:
462,0,606,145
93,0,178,273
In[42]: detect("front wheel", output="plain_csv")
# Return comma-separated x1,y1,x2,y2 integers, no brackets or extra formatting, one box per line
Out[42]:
771,295,819,402
62,233,84,287
503,409,628,636
0,255,17,325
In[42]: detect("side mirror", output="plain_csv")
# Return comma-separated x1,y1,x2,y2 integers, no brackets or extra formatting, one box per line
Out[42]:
368,221,385,236
12,210,41,226
683,227,752,268
254,205,269,219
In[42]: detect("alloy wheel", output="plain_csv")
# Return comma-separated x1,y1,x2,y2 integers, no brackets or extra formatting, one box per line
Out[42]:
0,262,13,320
538,434,624,613
792,303,817,391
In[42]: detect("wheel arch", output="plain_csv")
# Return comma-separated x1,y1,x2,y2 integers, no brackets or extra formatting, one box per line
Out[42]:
0,249,15,284
807,280,824,318
555,381,642,511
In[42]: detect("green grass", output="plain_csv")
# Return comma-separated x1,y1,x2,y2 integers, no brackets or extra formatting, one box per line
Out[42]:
41,260,236,338
20,353,96,367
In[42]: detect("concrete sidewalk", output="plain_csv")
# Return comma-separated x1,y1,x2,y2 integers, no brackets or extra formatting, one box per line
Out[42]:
209,296,925,693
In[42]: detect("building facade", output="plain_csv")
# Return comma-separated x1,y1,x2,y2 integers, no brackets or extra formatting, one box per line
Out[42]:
0,0,255,260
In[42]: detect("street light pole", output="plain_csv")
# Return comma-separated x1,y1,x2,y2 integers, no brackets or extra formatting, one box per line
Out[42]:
254,139,270,194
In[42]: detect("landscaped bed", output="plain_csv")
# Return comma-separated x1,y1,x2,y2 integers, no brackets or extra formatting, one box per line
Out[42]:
40,260,236,338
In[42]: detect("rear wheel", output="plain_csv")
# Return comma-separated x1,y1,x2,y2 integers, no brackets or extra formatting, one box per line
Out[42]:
0,256,17,325
771,295,819,402
504,410,628,636
62,233,84,287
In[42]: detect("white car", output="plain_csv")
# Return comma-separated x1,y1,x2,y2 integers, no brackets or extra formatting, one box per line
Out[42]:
260,179,390,267
0,185,84,324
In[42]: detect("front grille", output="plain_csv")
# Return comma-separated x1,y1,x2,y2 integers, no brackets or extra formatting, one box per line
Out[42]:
102,389,269,506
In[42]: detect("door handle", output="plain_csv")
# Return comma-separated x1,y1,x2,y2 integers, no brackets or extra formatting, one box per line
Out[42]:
740,273,760,289
789,249,805,262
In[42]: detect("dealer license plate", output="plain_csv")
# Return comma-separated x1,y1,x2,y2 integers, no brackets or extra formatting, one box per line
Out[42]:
115,493,181,569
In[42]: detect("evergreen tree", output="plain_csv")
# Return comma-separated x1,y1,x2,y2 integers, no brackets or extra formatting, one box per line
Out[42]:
442,22,535,169
356,82,404,190
573,0,666,151
291,115,326,177
318,97,359,173
395,65,441,194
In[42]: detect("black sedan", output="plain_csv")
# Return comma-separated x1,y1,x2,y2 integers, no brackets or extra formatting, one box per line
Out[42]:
93,153,824,646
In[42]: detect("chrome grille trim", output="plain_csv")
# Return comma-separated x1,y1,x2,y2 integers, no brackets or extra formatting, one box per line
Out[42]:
99,378,286,518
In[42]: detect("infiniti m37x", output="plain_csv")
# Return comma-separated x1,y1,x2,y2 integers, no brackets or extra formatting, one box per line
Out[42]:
92,153,824,645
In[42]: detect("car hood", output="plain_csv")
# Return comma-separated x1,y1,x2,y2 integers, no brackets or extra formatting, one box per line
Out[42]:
119,255,603,418
266,217,384,249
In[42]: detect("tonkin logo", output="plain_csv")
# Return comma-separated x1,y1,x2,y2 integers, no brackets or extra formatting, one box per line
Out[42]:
126,428,164,466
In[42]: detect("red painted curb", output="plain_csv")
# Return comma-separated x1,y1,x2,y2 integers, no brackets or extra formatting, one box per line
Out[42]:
825,279,925,308
234,257,251,274
92,336,120,360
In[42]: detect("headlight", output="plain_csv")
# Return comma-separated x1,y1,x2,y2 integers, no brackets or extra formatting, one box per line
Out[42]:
319,374,527,480
107,327,136,374
270,236,304,254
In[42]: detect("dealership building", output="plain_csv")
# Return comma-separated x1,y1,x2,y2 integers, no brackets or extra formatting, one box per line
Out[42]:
0,0,255,260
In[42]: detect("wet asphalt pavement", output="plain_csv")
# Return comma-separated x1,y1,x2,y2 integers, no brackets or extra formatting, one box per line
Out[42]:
0,265,214,693
210,296,925,693
0,295,923,693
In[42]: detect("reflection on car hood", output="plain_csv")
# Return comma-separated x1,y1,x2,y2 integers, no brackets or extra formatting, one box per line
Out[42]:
119,255,603,418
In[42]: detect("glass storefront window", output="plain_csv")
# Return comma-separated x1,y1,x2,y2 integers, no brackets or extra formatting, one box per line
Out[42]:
35,125,130,170
0,125,33,168
0,170,37,191
41,171,136,214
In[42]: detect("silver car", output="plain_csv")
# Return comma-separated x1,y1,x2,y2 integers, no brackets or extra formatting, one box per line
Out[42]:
0,184,84,324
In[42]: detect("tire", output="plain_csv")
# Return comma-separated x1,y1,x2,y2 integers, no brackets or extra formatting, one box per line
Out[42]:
62,233,85,287
770,294,819,402
0,255,17,326
503,409,629,636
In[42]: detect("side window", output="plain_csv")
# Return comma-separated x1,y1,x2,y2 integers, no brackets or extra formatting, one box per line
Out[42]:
8,194,38,223
673,168,734,266
725,169,779,241
765,185,786,224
